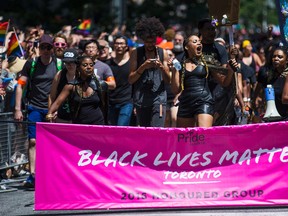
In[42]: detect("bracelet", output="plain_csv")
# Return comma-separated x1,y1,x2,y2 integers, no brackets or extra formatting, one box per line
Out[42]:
46,114,54,120
243,97,250,102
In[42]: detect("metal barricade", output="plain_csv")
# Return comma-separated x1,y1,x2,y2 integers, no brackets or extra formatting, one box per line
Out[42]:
0,112,28,171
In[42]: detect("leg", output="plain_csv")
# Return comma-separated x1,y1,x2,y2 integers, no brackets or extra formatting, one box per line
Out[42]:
177,117,196,128
197,114,213,127
117,103,133,126
151,104,166,127
108,104,119,126
136,107,153,127
28,138,36,175
170,105,178,127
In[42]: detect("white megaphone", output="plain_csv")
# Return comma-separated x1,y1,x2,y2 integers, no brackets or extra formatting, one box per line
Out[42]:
263,84,282,122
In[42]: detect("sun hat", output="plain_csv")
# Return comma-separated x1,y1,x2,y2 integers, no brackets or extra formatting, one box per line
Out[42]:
7,56,27,73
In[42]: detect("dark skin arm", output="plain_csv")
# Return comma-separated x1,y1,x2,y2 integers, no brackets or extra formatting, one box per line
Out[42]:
128,48,170,85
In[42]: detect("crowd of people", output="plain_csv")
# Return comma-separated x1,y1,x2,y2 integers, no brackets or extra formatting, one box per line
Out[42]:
1,16,288,188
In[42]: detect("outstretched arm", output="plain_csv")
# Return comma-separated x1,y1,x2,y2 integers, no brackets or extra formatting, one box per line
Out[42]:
46,84,72,121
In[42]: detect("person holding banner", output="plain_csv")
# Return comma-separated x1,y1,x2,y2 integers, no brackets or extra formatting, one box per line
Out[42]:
169,34,237,127
46,55,104,125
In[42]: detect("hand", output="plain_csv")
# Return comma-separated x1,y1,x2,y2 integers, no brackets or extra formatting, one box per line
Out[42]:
144,58,158,69
228,58,239,72
14,110,23,121
0,87,6,96
46,113,57,122
167,59,176,72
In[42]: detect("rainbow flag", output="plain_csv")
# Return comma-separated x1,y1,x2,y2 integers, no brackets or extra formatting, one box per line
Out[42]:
7,32,24,57
76,19,91,35
0,21,9,46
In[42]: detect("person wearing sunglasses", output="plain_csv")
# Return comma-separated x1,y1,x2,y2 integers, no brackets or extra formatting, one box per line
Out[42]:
53,33,68,59
97,39,112,64
14,34,60,188
48,48,79,123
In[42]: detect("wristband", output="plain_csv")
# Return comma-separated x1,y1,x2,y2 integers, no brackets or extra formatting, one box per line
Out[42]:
18,79,27,86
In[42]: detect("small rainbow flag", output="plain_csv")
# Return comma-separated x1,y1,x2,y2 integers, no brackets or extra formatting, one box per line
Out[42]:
7,32,24,57
0,21,9,46
76,19,91,35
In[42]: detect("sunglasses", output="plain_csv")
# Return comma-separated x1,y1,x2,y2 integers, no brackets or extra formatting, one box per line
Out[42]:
40,45,53,50
54,42,67,48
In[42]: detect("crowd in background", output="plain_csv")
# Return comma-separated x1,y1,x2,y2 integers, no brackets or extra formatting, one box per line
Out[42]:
1,16,288,187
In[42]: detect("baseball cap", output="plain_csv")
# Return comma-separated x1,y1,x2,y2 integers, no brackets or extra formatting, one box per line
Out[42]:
62,48,79,62
39,34,53,46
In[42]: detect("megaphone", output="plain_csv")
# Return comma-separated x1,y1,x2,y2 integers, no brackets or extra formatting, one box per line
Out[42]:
263,84,283,122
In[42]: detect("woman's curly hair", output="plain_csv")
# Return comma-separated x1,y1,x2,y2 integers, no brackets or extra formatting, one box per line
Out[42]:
135,17,165,40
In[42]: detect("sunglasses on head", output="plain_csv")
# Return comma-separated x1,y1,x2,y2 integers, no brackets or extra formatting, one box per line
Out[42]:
54,42,67,48
40,45,53,50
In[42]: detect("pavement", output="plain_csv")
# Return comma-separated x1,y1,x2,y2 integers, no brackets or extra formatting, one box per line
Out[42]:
1,175,288,216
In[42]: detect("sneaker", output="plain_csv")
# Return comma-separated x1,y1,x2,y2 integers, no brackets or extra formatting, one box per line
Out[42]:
23,174,35,188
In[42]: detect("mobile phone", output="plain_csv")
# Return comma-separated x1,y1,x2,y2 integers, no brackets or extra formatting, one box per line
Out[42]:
33,41,39,48
150,58,157,62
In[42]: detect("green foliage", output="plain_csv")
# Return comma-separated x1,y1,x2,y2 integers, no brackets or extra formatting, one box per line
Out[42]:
240,0,278,30
0,0,279,34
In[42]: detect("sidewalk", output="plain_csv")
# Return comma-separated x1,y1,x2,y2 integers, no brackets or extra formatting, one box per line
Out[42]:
1,175,288,216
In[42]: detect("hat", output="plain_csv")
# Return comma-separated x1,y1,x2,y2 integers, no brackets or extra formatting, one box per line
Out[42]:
39,34,53,46
157,41,174,50
7,56,26,73
62,48,79,62
242,40,251,49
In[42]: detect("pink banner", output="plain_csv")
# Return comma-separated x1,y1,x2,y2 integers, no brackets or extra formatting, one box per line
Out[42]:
35,122,288,210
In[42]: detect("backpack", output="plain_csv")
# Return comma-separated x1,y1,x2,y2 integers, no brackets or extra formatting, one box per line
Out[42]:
24,57,62,99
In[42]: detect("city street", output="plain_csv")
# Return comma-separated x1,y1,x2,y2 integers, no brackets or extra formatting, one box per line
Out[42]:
1,176,288,216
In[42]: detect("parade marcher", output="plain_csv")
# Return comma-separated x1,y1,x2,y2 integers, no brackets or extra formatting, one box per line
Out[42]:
163,48,179,127
23,30,40,60
83,39,116,90
53,33,68,59
97,39,112,64
172,31,186,62
169,34,236,127
14,34,59,188
83,39,116,124
128,17,170,127
198,18,235,126
48,48,78,123
241,39,264,76
47,56,105,125
254,46,288,120
106,35,133,126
